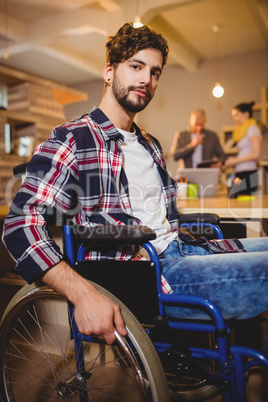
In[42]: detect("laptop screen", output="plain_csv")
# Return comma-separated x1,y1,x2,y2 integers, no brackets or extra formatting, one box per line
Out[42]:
176,168,220,197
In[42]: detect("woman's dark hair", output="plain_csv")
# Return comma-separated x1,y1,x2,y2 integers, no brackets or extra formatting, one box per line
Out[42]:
233,101,255,118
105,22,169,68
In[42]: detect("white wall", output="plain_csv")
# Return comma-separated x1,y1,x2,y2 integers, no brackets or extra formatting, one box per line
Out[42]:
64,48,268,178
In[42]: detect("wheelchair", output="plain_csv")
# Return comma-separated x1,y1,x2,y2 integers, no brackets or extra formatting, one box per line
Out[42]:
0,165,268,401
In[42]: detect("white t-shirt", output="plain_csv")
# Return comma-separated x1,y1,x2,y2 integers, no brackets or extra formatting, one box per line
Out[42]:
118,128,176,255
235,124,261,173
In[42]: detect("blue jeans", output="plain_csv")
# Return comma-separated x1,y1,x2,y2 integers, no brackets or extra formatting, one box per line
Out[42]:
159,237,268,321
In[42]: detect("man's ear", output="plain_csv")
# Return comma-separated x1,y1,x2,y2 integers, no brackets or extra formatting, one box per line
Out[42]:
103,63,113,83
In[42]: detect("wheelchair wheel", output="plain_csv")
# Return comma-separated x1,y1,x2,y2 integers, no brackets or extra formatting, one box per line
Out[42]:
166,362,220,401
0,282,170,401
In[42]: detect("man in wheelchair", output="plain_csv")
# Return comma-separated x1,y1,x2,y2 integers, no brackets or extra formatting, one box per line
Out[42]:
2,22,268,350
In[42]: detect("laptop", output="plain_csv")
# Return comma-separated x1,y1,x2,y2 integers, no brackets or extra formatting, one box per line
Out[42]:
176,168,220,197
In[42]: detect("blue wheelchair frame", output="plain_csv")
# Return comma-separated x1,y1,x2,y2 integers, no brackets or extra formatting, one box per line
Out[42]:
178,212,224,239
63,223,268,402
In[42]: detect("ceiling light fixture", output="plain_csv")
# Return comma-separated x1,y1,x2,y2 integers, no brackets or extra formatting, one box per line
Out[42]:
133,0,143,28
212,25,224,98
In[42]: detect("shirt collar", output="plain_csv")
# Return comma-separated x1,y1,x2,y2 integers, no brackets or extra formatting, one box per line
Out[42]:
90,107,147,145
89,107,123,142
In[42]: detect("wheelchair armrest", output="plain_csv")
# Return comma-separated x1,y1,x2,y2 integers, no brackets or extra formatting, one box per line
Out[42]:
13,162,28,178
178,213,220,225
72,225,156,246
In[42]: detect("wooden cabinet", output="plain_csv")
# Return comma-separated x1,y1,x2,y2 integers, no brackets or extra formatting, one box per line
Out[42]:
254,86,268,128
0,64,88,200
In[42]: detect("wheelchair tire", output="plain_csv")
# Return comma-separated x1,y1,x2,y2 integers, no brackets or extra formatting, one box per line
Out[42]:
0,282,170,402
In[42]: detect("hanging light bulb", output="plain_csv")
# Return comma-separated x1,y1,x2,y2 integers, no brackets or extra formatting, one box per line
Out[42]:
213,83,224,98
133,17,143,28
212,25,224,98
133,0,143,28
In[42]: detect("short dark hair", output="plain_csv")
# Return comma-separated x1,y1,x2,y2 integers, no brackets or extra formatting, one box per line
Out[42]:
233,101,255,118
106,22,169,68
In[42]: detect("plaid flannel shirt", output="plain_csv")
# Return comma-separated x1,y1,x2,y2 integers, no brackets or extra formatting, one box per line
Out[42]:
3,107,178,292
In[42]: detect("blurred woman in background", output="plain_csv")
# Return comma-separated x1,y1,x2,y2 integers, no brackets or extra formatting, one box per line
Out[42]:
225,101,261,195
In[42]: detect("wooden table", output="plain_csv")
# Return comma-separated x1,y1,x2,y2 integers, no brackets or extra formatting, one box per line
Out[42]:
2,196,268,237
177,194,268,237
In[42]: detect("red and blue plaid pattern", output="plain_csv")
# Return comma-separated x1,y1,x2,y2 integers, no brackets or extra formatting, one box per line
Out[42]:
3,107,178,293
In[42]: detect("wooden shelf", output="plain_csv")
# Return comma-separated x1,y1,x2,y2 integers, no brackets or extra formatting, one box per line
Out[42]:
0,64,89,201
0,109,64,130
253,86,268,126
0,64,88,106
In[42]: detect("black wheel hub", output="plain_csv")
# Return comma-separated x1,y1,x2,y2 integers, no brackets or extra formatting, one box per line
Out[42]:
56,372,92,398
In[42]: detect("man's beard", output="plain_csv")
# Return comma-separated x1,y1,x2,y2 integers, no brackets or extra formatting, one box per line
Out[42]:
112,75,152,113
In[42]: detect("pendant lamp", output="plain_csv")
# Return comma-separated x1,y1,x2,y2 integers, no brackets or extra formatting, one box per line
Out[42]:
133,0,143,28
212,25,224,98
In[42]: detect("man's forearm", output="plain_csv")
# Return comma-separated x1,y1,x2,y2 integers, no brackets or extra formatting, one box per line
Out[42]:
41,260,94,305
41,260,127,344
